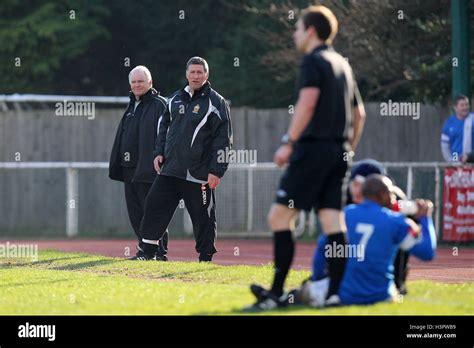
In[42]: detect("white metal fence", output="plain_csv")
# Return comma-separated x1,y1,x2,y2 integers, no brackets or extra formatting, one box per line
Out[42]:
382,161,454,237
0,161,457,238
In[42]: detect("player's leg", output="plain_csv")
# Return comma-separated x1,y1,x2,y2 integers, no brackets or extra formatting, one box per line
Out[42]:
139,175,181,258
135,181,169,259
267,203,299,297
312,234,329,281
244,203,299,311
244,142,317,311
180,181,217,262
282,233,329,307
122,167,147,257
283,231,331,307
318,208,347,300
393,249,410,295
263,145,317,302
317,142,351,300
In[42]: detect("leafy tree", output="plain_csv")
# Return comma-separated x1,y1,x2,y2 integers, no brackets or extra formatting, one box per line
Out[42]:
0,0,110,93
0,0,471,105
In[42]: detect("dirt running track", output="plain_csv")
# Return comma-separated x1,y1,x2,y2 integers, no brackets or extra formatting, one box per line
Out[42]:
1,239,473,283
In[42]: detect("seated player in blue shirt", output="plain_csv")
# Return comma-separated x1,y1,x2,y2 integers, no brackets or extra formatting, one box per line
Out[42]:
311,160,436,288
300,174,436,307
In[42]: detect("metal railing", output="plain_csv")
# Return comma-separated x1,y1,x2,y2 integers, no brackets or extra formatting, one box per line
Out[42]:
0,94,129,103
380,162,461,237
0,161,460,238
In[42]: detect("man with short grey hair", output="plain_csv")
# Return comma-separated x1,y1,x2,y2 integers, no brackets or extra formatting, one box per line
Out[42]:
138,57,233,262
109,65,169,260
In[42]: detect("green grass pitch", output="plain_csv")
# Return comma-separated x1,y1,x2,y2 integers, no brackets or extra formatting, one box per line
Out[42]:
0,250,472,315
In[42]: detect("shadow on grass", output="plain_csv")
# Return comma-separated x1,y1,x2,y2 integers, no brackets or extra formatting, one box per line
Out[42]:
0,277,71,289
51,258,126,271
0,255,89,269
153,266,222,280
197,303,329,316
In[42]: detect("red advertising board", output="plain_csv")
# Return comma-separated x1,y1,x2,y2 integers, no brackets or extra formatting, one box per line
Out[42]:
443,167,474,241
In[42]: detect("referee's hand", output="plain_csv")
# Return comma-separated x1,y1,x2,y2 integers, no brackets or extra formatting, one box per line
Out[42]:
274,144,293,167
154,155,164,174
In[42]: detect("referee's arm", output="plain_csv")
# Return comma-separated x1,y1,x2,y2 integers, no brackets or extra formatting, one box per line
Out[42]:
350,82,366,151
287,87,320,142
351,102,366,151
274,87,319,166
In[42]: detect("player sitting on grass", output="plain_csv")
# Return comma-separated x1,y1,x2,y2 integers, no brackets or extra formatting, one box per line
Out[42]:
298,174,437,307
243,4,366,312
311,159,436,293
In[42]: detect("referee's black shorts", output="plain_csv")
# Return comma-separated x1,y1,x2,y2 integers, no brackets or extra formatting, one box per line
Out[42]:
275,139,351,212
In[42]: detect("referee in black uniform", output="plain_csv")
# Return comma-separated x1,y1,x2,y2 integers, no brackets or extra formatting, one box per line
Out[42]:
137,57,233,262
246,5,366,311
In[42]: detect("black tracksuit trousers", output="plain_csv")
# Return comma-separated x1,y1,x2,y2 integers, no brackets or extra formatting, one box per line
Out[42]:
139,174,217,261
123,167,168,255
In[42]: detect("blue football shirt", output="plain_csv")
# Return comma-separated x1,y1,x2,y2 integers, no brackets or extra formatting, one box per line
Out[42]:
441,113,474,158
339,201,413,304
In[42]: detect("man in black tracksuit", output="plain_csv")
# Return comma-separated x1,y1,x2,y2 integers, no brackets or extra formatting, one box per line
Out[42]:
138,57,233,262
109,65,169,260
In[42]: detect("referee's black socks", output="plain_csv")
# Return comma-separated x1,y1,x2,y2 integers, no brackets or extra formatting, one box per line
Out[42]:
326,232,348,298
270,230,295,298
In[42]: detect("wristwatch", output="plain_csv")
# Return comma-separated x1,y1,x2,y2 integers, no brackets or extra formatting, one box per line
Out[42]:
281,134,295,146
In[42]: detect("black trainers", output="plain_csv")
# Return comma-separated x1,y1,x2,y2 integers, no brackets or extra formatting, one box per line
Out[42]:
250,284,268,301
128,248,167,261
155,252,168,261
250,283,302,307
199,253,213,262
253,286,303,307
243,284,287,312
129,252,156,261
128,245,147,260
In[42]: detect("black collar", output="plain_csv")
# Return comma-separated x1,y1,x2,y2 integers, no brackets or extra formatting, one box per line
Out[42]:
182,81,211,100
128,87,159,103
311,44,330,55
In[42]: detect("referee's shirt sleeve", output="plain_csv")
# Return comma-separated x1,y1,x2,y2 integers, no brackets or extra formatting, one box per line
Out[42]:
353,78,363,106
297,55,321,90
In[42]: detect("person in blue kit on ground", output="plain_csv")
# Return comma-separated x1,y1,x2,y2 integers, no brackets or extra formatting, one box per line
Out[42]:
298,174,437,307
311,159,436,295
441,95,474,162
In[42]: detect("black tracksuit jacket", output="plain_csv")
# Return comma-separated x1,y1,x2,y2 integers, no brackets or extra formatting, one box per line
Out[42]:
154,82,233,183
109,88,167,183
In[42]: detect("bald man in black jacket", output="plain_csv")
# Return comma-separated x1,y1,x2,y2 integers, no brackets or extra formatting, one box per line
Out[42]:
109,65,169,260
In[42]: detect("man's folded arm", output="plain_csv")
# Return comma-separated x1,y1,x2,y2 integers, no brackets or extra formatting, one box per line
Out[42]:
209,99,233,178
